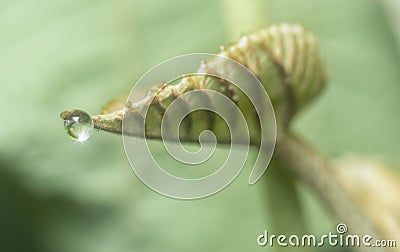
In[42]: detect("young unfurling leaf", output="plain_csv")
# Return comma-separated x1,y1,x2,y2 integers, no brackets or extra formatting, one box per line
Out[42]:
60,23,326,143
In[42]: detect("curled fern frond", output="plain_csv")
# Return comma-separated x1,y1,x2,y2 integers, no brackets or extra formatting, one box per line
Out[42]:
60,23,326,142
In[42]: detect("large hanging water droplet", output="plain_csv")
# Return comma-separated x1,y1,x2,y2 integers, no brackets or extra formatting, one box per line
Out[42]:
63,110,94,142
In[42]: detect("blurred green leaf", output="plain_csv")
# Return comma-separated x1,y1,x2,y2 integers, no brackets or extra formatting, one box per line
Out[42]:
1,0,399,251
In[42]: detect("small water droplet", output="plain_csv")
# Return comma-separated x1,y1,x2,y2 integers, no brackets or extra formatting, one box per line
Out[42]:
219,45,226,51
125,101,132,108
199,59,207,69
63,110,93,142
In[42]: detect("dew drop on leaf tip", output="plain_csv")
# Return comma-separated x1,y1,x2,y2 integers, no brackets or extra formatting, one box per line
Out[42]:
63,109,94,142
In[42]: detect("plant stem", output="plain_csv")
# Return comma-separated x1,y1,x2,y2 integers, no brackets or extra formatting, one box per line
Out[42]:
264,157,307,252
276,132,384,251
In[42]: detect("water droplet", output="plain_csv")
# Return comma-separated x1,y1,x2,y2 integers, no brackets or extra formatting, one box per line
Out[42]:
63,110,93,142
199,59,207,70
125,101,132,108
219,45,226,51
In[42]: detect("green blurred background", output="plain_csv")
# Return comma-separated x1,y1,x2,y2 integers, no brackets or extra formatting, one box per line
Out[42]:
1,0,399,251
